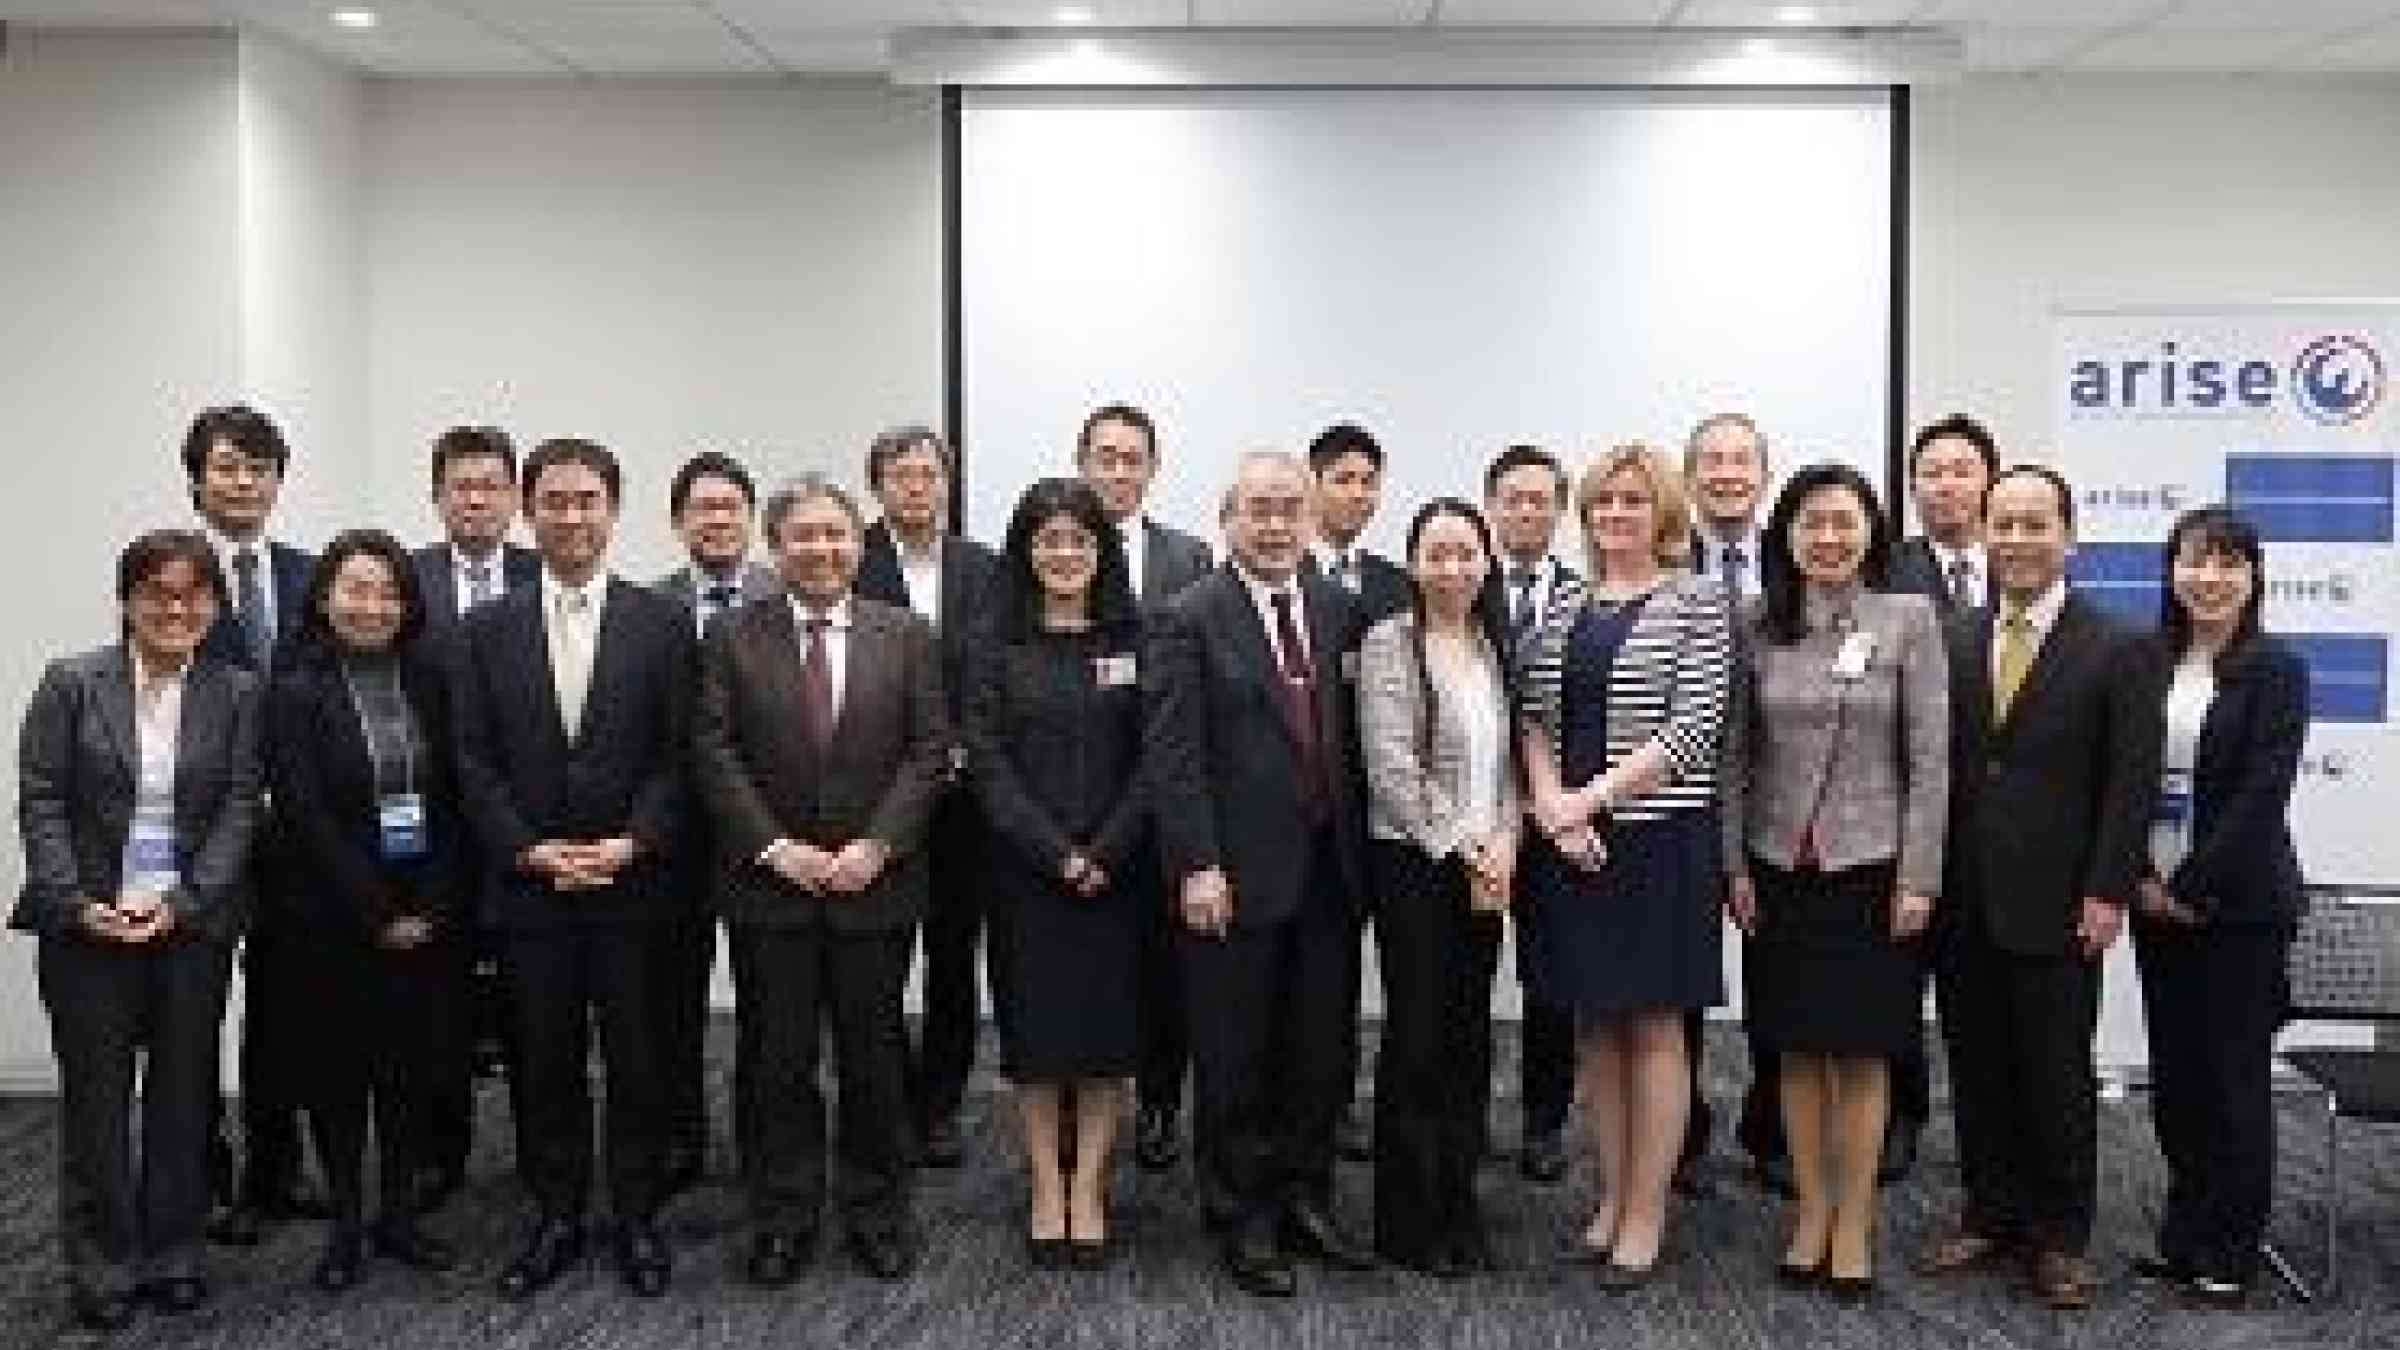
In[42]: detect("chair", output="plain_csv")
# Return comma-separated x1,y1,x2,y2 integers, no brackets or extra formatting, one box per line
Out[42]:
2266,887,2400,1301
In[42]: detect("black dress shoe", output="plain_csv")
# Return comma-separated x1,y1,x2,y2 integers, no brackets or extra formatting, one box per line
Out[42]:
1593,1260,1658,1293
1027,1235,1070,1271
313,1228,367,1293
1069,1238,1110,1271
745,1231,810,1288
615,1221,672,1298
918,1117,964,1170
69,1287,138,1332
1827,1271,1877,1304
371,1219,458,1273
207,1203,262,1247
1223,1232,1296,1298
1518,1130,1569,1184
1280,1200,1378,1271
848,1228,919,1281
145,1275,209,1315
1776,1254,1828,1288
1876,1122,1921,1185
1335,1106,1372,1163
1133,1105,1182,1173
495,1218,583,1300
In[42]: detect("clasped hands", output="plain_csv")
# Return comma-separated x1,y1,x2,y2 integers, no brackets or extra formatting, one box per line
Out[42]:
761,837,890,896
80,890,178,944
520,836,639,893
1460,831,1516,914
1532,780,1611,873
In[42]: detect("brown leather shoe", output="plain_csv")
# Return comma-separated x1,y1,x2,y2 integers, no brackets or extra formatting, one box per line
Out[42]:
2030,1250,2099,1310
1914,1229,2012,1276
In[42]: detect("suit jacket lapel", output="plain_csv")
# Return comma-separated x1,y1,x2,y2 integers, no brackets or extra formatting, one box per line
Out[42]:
835,603,883,743
521,590,572,752
572,578,638,744
93,646,138,776
1216,573,1296,748
1999,593,2085,735
424,546,459,625
1301,573,1347,729
172,659,224,810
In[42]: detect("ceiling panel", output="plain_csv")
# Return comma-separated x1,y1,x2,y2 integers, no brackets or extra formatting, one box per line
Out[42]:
1674,1,1924,26
709,0,956,26
2067,28,2330,71
2284,22,2400,69
1432,1,1675,25
1955,23,2095,72
1195,0,1434,23
949,0,1190,26
1913,0,2168,25
2151,0,2398,30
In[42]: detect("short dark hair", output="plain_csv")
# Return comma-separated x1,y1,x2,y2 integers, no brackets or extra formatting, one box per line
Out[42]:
117,528,229,611
864,425,951,490
996,477,1137,640
294,528,428,654
1986,462,2077,534
521,437,622,504
1907,413,1999,478
1758,463,1893,645
2161,506,2267,660
1307,422,1384,473
181,404,289,485
428,425,518,494
669,450,756,519
1077,403,1158,465
1483,444,1567,503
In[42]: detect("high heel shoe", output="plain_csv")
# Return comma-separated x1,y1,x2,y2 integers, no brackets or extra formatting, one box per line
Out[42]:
1826,1269,1877,1304
1776,1253,1828,1288
1027,1233,1070,1270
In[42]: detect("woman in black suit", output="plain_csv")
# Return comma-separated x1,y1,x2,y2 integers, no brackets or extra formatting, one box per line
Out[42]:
2130,505,2308,1308
964,477,1146,1270
14,530,262,1331
267,530,469,1291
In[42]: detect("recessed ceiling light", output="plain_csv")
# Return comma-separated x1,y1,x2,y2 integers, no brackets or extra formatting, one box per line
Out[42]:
1774,4,1817,22
1055,5,1096,22
329,8,379,29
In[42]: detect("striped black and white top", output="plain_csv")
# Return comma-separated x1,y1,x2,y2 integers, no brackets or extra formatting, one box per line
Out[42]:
1516,572,1733,821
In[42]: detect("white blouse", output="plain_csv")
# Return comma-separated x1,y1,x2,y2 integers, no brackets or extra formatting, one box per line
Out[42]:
2151,655,2218,876
1431,638,1509,843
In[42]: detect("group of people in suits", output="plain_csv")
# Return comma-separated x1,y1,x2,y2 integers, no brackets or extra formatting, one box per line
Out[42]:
13,396,2311,1330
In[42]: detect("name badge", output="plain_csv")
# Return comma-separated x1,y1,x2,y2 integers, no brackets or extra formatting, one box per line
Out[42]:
126,816,180,892
1095,654,1137,688
1832,630,1875,682
378,793,430,863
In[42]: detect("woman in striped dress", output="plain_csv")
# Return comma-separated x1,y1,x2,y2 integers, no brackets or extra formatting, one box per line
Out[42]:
1517,443,1734,1289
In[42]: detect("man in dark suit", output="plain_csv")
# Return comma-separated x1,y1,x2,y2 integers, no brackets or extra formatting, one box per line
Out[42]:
1074,402,1211,1170
1146,450,1375,1297
180,405,318,1247
694,474,949,1284
408,424,542,1210
452,438,697,1300
1300,423,1409,1164
1886,413,1997,620
1482,444,1580,1183
1917,464,2158,1312
853,426,1001,1168
651,450,782,1196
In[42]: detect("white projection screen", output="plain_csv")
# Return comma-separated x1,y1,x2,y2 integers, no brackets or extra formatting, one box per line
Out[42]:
957,86,1896,552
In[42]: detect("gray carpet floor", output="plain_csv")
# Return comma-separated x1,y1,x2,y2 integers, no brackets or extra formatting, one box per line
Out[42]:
2,1023,2396,1350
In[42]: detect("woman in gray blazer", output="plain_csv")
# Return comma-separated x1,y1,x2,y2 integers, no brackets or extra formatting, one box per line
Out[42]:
1721,464,1948,1299
13,530,263,1331
1357,498,1521,1277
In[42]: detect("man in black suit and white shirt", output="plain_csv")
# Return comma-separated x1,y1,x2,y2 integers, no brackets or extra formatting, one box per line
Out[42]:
1304,423,1413,627
181,406,317,1247
1146,451,1375,1298
1074,402,1211,1171
853,426,1001,1168
453,438,698,1301
1483,444,1580,1183
1887,413,1998,619
408,424,543,1207
1917,464,2157,1312
651,449,781,1195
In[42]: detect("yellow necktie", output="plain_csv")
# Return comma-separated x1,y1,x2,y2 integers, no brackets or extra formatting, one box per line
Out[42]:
1993,605,2034,722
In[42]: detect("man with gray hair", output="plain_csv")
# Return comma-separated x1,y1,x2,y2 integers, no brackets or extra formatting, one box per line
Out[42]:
853,426,1003,1168
694,472,950,1283
1146,450,1374,1297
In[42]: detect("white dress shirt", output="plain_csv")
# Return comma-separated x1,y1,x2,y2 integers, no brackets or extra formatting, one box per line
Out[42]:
210,530,280,650
790,594,853,725
896,535,942,628
1310,539,1366,595
120,651,187,894
1501,554,1563,634
1123,516,1149,601
541,570,609,740
1239,566,1312,675
1928,538,1989,611
453,546,510,616
1697,519,1764,599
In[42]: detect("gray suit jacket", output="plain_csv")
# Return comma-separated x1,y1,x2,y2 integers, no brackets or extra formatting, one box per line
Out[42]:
13,645,263,941
1357,613,1519,859
692,593,949,932
1720,590,1949,896
654,560,782,634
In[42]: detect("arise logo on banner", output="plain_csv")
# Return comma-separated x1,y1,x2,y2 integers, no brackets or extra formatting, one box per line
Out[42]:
2065,333,2387,426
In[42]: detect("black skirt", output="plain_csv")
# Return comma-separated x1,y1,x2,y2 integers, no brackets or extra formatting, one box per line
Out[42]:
1744,856,1920,1057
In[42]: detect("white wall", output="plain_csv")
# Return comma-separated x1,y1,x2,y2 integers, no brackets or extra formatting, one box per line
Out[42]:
363,78,944,573
1909,75,2400,459
0,30,247,1089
